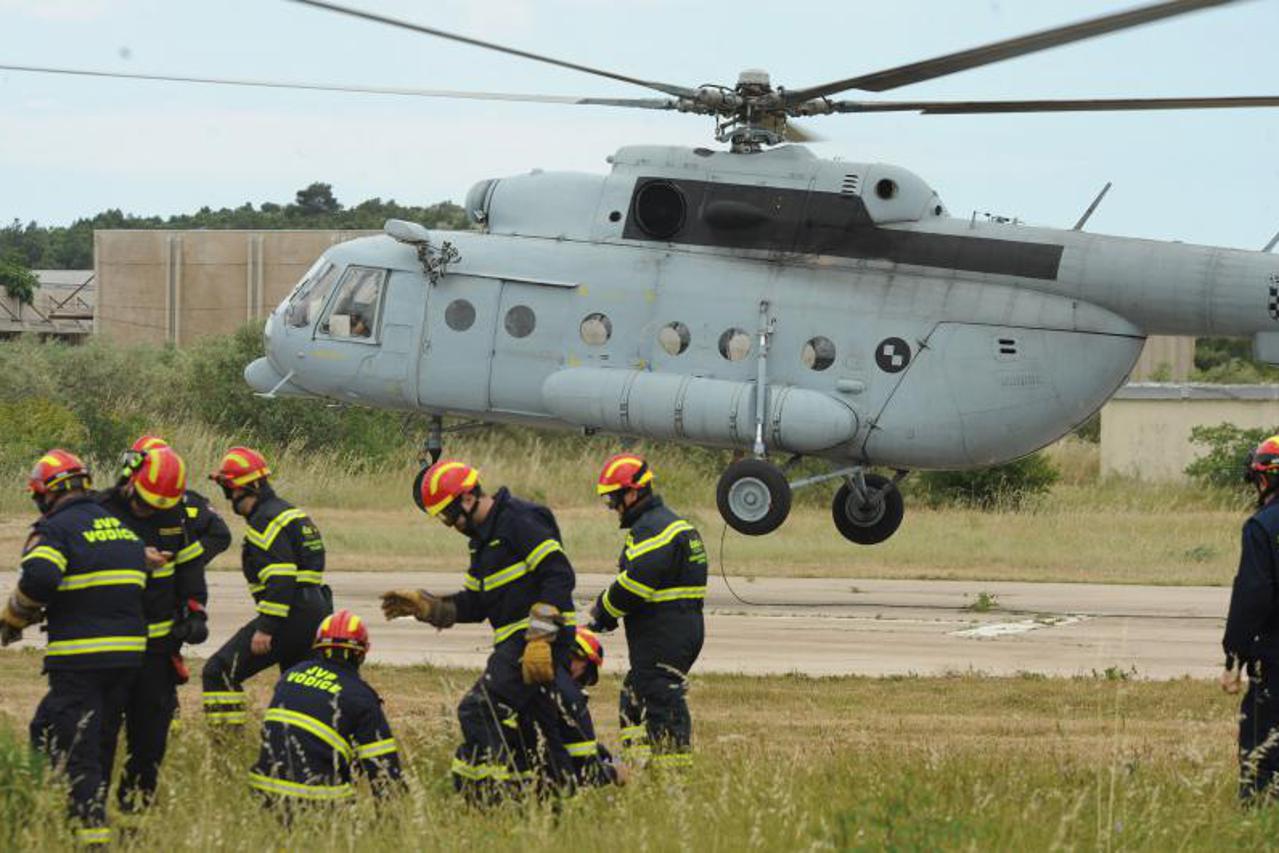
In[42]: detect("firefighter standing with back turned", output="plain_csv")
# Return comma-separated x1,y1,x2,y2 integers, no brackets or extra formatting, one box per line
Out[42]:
202,447,331,729
1,450,147,847
381,459,609,801
1223,434,1279,802
590,453,707,769
249,609,404,812
96,438,229,813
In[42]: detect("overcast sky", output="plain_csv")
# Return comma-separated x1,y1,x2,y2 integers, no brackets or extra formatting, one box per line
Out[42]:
0,0,1275,249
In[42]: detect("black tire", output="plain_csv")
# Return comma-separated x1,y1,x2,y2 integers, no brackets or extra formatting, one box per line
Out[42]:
716,458,792,536
832,473,904,544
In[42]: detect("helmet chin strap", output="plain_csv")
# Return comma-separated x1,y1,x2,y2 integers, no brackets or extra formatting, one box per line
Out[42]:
1257,475,1279,509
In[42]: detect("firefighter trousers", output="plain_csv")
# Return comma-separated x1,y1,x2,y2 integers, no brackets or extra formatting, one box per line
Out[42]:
1240,665,1279,802
100,651,178,812
201,592,329,726
452,644,599,801
30,667,136,843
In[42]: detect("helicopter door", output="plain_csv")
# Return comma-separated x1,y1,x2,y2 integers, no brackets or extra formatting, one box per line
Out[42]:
416,274,500,413
489,279,575,415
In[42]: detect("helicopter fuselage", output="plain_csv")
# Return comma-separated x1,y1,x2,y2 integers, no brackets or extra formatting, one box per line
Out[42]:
249,144,1279,471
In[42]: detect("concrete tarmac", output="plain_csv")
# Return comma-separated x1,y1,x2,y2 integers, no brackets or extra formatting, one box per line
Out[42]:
183,573,1228,679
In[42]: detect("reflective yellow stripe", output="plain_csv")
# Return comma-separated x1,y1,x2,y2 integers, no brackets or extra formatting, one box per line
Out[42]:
650,752,694,769
245,509,305,550
492,618,529,644
450,758,512,781
249,583,266,594
564,740,597,758
22,545,68,572
481,560,530,591
47,635,146,656
355,738,398,759
206,711,247,725
75,827,111,845
148,620,174,639
264,708,353,759
56,569,147,591
203,691,245,705
524,539,563,570
491,611,575,644
650,585,707,602
616,571,656,600
258,563,297,581
174,541,204,565
296,570,323,585
463,573,481,592
151,564,175,579
620,725,647,743
256,601,290,618
186,506,199,518
601,588,625,619
248,772,353,800
624,520,695,562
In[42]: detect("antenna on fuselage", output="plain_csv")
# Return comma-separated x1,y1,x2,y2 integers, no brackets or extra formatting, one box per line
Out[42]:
1263,229,1279,253
1072,181,1112,231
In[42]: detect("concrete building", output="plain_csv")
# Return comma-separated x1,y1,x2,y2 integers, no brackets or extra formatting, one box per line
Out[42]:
1130,336,1194,381
94,230,375,345
1100,383,1279,481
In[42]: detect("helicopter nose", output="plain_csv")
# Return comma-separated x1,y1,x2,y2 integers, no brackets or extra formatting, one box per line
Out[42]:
244,357,312,398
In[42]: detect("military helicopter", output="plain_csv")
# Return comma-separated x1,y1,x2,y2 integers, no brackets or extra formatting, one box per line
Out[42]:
13,0,1279,544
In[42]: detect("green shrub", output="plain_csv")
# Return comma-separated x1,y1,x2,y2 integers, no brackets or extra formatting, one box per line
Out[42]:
0,254,36,305
0,398,87,466
1184,422,1275,491
914,452,1060,510
0,723,44,848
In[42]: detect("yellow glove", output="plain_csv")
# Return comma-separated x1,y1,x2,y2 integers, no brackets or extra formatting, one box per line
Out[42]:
521,637,554,685
1,589,43,647
380,589,456,628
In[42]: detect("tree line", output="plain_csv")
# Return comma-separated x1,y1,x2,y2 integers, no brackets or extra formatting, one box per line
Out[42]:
0,182,469,271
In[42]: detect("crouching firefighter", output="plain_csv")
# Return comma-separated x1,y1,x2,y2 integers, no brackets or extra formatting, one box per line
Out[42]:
381,460,609,802
96,442,217,812
590,453,706,770
249,609,404,813
203,447,331,729
1,450,147,846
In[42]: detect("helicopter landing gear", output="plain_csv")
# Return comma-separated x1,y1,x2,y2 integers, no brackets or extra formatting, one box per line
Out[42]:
716,458,792,536
831,470,907,545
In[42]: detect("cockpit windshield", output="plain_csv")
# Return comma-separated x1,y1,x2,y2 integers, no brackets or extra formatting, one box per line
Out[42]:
285,260,340,328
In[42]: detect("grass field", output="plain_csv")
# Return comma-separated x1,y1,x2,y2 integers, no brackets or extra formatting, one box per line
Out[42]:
0,650,1268,851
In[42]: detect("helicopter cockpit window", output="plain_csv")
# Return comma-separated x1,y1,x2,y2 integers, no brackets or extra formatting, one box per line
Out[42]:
658,322,690,356
802,336,836,371
286,262,339,328
579,313,612,346
718,327,752,362
634,181,687,239
318,266,386,342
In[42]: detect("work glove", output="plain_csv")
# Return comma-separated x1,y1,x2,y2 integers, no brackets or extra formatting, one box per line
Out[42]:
521,602,563,685
381,589,457,628
588,596,617,633
1,589,43,646
171,600,209,645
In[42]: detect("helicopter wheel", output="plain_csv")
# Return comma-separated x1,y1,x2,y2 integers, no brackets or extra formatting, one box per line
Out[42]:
832,473,904,545
716,458,792,536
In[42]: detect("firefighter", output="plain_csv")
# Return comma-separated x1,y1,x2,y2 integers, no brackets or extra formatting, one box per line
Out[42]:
589,453,707,770
249,609,403,811
1,450,147,846
512,626,624,790
202,447,331,729
1223,434,1279,802
380,459,608,801
96,439,229,812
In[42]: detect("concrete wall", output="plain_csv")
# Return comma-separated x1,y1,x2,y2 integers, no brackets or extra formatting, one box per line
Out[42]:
1130,336,1194,381
1100,384,1279,480
95,230,375,345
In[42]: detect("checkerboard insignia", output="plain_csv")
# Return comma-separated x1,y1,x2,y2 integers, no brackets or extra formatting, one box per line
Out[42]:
1269,274,1279,321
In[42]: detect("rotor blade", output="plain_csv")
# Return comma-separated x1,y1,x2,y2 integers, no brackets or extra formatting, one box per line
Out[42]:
823,95,1279,114
284,0,698,100
0,64,677,109
783,122,823,143
785,0,1243,101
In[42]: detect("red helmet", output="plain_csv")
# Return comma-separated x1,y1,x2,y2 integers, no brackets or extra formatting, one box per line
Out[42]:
1246,435,1279,482
572,627,604,686
29,449,91,496
414,459,480,516
313,610,371,660
597,453,653,496
130,446,187,510
211,446,271,489
131,435,169,453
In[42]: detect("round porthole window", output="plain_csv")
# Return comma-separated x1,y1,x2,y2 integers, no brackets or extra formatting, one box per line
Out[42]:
504,305,536,338
580,312,612,346
444,299,475,332
658,321,691,356
634,180,687,239
802,336,836,371
718,327,752,362
875,178,898,200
